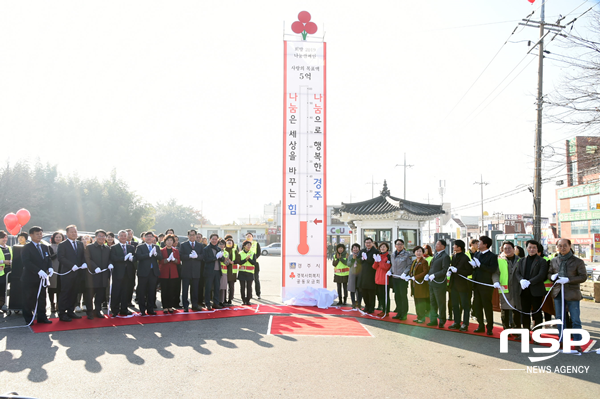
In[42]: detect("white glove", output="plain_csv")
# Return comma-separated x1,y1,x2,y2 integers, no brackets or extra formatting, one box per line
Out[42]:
151,247,157,257
190,250,198,259
108,264,114,270
557,277,569,285
429,274,436,282
361,253,367,260
411,276,416,281
400,273,406,280
446,270,452,278
473,258,481,267
468,260,476,267
520,279,530,290
450,266,457,273
72,265,79,272
216,252,223,259
48,268,54,277
551,273,559,281
493,282,501,289
127,253,134,261
81,263,88,269
95,267,102,274
386,270,392,276
424,274,430,281
38,270,48,279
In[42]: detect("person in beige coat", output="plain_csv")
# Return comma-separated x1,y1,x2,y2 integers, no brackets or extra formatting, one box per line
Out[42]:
547,238,587,351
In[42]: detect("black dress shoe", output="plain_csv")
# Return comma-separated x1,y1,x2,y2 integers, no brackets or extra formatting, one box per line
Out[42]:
207,307,213,311
139,311,147,316
68,312,82,319
110,312,119,318
147,310,157,315
87,313,94,320
448,323,461,330
184,308,189,312
438,323,446,329
191,306,200,311
94,311,104,318
474,326,485,333
486,330,494,336
426,321,438,326
392,314,402,320
119,310,132,316
37,319,52,324
213,304,223,310
59,314,72,322
459,324,469,332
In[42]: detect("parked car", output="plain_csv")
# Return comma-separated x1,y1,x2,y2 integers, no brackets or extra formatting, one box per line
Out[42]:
585,264,600,281
261,243,281,256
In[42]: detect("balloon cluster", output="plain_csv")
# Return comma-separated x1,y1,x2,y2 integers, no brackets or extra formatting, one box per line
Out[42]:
3,209,31,236
291,11,317,41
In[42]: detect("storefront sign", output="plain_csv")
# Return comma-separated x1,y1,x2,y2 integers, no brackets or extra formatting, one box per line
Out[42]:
557,182,600,200
558,210,600,222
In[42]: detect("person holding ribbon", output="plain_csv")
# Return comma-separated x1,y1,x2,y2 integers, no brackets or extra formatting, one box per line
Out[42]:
135,232,163,316
426,240,450,328
373,242,392,317
203,233,223,310
83,229,112,320
20,226,53,325
448,240,473,331
493,241,521,331
347,243,362,309
514,239,548,335
409,246,429,323
237,240,257,306
390,239,412,320
547,238,587,352
109,230,136,317
57,225,86,322
470,236,499,335
332,243,349,306
358,237,378,314
179,229,202,311
159,234,181,314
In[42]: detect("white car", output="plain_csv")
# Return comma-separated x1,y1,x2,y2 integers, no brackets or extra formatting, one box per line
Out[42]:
261,243,281,256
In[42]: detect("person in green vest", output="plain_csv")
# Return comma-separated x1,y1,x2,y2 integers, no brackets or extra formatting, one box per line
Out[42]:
332,243,349,306
492,241,521,331
540,246,555,325
245,233,262,299
237,240,257,306
0,230,13,311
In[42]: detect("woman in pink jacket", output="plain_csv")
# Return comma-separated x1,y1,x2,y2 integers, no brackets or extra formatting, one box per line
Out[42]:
373,242,391,317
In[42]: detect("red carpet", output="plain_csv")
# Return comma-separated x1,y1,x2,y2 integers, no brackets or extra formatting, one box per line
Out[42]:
268,315,372,337
28,305,596,351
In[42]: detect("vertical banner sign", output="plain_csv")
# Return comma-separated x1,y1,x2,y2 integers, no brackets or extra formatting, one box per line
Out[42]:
282,24,327,302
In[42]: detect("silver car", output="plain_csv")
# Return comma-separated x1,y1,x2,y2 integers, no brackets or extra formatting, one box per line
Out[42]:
261,243,281,256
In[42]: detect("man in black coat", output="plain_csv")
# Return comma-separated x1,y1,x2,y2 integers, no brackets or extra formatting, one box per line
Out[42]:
426,239,451,328
515,240,549,332
448,240,473,331
20,226,53,325
125,228,139,307
84,230,111,319
471,235,499,335
57,224,85,322
180,229,202,311
110,230,136,316
195,233,207,306
358,237,378,314
203,233,223,310
134,232,163,315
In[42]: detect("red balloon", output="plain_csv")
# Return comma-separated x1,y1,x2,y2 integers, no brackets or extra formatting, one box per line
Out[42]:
298,11,311,24
16,208,31,226
304,22,318,35
291,21,305,34
4,213,18,231
8,224,21,236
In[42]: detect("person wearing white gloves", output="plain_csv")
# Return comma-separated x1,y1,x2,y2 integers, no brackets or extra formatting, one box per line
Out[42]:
159,234,181,314
179,229,203,312
83,230,112,320
547,238,587,351
202,233,224,310
109,230,136,317
426,240,451,328
447,240,474,331
408,246,430,323
56,224,86,322
514,240,549,334
135,232,163,316
20,226,53,325
390,239,412,320
492,241,522,331
357,237,379,314
471,236,499,335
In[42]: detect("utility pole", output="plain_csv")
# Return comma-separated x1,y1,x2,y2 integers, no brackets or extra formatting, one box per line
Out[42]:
365,175,381,198
395,153,414,200
474,175,489,234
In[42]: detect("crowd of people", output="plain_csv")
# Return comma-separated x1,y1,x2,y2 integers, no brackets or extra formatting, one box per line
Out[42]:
330,235,587,351
0,226,263,324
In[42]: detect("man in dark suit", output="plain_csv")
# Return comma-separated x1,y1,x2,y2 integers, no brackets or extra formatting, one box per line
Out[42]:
110,230,136,316
448,240,474,331
471,235,499,335
83,229,111,319
180,229,202,311
125,229,139,308
57,224,85,322
358,237,378,314
135,232,162,315
20,226,53,324
203,234,223,310
426,239,451,328
515,239,549,332
195,233,207,306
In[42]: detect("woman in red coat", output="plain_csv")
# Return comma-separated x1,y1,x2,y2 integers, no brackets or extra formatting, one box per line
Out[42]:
373,242,391,317
159,234,181,314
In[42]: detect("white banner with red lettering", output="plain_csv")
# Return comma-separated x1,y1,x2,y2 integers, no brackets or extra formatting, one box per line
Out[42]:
282,40,327,301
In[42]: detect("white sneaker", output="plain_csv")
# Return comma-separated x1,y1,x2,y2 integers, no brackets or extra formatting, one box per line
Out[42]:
82,305,87,312
75,306,82,312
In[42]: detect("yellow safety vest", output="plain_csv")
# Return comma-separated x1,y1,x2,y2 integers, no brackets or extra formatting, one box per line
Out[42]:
221,248,238,274
334,255,350,276
239,249,256,273
0,245,13,277
498,258,509,294
425,256,432,265
543,256,552,291
250,241,258,254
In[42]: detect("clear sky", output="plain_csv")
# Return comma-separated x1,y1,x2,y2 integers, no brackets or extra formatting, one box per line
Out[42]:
0,0,596,224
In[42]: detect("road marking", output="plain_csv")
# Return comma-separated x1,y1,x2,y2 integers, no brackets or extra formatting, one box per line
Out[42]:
267,315,273,335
